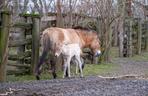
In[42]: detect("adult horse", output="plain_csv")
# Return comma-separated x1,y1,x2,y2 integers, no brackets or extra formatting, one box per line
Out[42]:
35,27,101,80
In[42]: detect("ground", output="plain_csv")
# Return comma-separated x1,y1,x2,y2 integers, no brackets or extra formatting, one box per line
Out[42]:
0,76,148,96
1,50,148,96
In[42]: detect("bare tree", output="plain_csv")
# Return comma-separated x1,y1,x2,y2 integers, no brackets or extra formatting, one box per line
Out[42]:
56,0,63,27
93,0,119,61
0,0,5,10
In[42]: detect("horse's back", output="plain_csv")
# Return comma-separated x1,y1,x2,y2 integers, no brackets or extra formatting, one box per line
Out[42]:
42,27,81,46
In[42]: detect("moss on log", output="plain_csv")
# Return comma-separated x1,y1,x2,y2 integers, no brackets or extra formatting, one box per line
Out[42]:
13,22,32,29
24,58,31,64
8,51,31,61
7,63,30,68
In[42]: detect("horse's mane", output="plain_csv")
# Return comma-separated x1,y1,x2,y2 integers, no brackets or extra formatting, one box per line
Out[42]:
73,26,90,31
73,26,97,34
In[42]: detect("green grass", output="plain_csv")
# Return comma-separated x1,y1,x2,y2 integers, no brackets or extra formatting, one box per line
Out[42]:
6,63,117,82
7,72,54,82
83,63,117,76
110,47,119,58
6,71,65,82
110,47,148,62
129,52,148,61
6,47,148,82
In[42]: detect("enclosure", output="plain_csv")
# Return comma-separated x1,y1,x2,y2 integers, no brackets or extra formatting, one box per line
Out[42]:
0,0,148,95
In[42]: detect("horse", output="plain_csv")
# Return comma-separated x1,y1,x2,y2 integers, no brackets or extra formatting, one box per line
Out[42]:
55,43,83,78
35,26,101,80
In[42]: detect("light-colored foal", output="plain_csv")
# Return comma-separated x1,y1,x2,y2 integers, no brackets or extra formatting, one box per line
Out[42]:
55,43,83,78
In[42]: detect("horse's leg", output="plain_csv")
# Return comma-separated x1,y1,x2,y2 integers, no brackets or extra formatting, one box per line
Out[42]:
76,56,83,77
76,61,78,75
65,66,69,77
81,57,85,70
63,63,67,78
78,57,85,73
67,57,71,78
35,35,51,80
35,50,48,80
73,58,78,75
63,58,68,78
65,58,71,77
51,57,57,79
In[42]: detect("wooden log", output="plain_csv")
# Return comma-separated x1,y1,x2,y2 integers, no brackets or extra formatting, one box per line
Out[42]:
13,22,32,29
24,58,31,64
9,38,31,47
25,29,32,35
26,44,32,50
17,17,27,65
7,63,30,68
0,11,11,82
7,69,29,75
132,39,137,44
8,51,31,61
31,16,40,74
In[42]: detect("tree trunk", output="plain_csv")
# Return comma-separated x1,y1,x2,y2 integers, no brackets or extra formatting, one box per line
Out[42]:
118,18,124,57
118,0,125,57
128,19,133,57
113,20,118,46
69,0,73,27
0,0,5,10
56,0,63,28
146,21,148,51
137,18,142,54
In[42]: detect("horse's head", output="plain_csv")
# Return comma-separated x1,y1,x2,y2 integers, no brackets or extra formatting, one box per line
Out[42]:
89,33,101,57
54,43,63,57
74,27,101,57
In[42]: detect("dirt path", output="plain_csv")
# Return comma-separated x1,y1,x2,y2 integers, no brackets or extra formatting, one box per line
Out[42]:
0,76,148,96
0,58,148,96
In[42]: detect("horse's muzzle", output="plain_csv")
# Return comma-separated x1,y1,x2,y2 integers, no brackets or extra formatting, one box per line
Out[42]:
95,50,101,57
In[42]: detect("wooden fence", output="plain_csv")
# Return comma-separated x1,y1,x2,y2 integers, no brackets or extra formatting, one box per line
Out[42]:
0,11,40,82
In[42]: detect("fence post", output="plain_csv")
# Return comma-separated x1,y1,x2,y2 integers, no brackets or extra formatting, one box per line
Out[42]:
31,15,40,74
0,11,11,82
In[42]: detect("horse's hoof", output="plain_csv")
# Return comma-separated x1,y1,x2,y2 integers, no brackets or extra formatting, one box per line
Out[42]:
36,75,40,80
53,73,57,79
67,76,71,79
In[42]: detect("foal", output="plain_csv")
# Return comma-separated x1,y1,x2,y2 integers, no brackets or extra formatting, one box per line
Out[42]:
55,43,83,78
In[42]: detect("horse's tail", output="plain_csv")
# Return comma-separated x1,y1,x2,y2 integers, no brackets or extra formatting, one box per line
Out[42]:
35,32,50,80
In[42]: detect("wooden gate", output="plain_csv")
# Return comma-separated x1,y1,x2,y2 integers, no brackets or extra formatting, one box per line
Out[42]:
0,11,41,82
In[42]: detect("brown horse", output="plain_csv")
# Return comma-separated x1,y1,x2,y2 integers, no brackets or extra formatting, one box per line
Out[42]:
35,27,101,80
